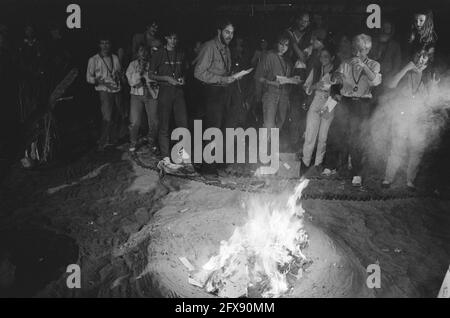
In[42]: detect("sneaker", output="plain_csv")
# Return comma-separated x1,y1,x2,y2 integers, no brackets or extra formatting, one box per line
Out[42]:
381,180,391,189
129,143,137,152
352,176,362,187
406,181,416,191
321,168,337,177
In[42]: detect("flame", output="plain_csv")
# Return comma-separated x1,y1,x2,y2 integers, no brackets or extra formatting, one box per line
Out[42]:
196,179,310,298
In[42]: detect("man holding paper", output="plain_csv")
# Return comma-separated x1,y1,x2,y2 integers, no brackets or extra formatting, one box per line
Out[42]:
194,19,252,175
255,33,301,146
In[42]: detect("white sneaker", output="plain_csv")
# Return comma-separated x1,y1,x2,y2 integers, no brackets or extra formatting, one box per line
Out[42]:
352,176,362,187
322,168,336,177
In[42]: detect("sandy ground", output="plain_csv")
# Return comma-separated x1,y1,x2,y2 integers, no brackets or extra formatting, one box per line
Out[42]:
0,147,449,297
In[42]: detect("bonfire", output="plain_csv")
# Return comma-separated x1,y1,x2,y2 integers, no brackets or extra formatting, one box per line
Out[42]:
189,179,312,298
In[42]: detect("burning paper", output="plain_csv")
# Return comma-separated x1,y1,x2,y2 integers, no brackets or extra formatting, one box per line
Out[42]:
192,180,311,298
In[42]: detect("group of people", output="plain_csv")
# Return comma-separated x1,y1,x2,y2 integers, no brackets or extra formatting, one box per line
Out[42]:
85,8,442,189
1,7,442,190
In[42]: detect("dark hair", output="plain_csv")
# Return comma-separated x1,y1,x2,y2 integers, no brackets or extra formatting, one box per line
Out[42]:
217,18,234,32
146,21,158,28
276,32,290,45
295,11,310,21
321,44,337,59
162,27,178,37
410,9,437,46
136,43,148,52
412,46,434,65
98,33,111,42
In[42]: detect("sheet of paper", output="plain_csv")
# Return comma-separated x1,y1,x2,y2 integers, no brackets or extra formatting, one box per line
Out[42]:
325,96,338,112
276,76,301,85
232,68,253,80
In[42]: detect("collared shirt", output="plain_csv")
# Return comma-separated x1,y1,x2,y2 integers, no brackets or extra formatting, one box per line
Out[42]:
194,37,231,84
150,47,186,86
126,59,150,96
254,51,293,92
337,57,381,98
86,53,122,93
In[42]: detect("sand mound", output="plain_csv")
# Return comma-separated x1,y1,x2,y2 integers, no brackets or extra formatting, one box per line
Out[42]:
144,203,373,298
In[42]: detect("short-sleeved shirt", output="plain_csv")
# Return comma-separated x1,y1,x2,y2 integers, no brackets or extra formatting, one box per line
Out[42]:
150,48,185,85
337,57,381,98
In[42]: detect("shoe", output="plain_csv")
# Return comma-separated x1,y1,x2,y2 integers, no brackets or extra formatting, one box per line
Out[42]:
352,176,362,187
406,181,416,191
321,168,336,177
129,143,137,152
381,180,391,189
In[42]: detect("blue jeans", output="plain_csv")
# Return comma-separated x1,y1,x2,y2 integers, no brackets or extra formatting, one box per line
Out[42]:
129,94,158,146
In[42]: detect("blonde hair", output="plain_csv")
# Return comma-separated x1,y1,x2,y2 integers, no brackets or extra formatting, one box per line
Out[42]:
352,34,372,52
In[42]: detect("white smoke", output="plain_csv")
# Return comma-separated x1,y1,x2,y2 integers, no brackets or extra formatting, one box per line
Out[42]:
366,72,450,181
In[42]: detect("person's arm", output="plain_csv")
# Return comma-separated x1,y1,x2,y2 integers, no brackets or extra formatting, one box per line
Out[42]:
287,30,306,62
303,69,314,95
332,62,345,85
355,59,380,84
86,57,97,85
387,61,415,89
126,61,143,87
114,55,123,78
194,43,234,84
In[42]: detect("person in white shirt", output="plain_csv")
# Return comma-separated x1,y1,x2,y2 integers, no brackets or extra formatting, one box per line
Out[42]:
333,34,381,187
86,36,122,150
126,44,158,152
301,46,338,175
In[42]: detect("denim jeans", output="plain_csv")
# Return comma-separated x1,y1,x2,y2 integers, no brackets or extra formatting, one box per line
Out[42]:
98,91,121,145
129,94,158,146
302,91,335,166
158,85,188,158
332,97,372,175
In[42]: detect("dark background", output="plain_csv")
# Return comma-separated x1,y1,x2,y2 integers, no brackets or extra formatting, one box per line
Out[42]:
1,0,450,174
1,0,450,61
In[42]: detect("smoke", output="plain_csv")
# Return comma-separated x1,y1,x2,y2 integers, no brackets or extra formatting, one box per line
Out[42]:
365,72,450,183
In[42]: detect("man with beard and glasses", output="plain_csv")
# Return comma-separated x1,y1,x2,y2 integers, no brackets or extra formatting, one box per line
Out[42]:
194,19,248,176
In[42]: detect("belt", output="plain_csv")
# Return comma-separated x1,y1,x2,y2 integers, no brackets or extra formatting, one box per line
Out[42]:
203,83,228,88
342,96,371,101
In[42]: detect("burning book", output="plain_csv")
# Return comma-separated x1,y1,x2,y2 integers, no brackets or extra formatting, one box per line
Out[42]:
188,180,312,298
